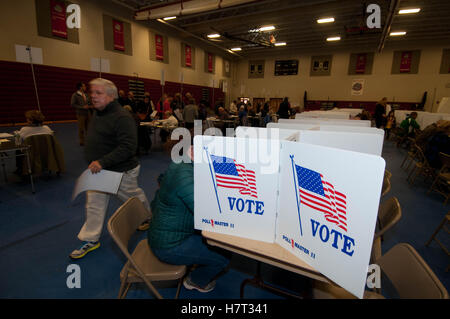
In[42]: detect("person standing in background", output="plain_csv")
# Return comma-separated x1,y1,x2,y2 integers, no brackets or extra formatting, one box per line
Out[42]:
277,97,291,119
384,110,396,140
71,82,90,146
374,97,388,129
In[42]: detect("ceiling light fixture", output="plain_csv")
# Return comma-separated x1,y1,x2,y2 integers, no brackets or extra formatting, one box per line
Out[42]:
163,16,176,21
258,26,275,32
207,33,221,38
230,47,242,51
317,17,335,23
274,42,286,46
390,31,406,36
326,36,341,41
399,8,421,14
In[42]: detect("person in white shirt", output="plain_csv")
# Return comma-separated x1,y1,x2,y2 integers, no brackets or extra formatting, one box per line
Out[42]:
17,110,53,141
158,111,178,142
14,110,53,175
229,100,237,114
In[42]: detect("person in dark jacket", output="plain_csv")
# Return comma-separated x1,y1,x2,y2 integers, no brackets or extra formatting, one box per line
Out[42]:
148,147,229,293
374,97,388,128
70,78,150,259
277,97,291,119
71,82,91,146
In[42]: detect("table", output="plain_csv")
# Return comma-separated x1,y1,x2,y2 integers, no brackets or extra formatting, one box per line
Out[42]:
140,122,178,145
0,138,35,193
202,230,329,298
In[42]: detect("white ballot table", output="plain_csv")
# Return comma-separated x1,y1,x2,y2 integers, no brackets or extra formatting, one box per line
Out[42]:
202,230,329,298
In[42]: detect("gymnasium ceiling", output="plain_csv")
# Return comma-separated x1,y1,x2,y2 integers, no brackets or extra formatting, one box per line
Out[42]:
111,0,450,59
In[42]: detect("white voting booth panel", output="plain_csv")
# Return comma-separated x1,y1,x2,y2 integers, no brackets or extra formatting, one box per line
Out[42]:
336,108,363,117
276,141,385,299
194,136,279,243
281,118,371,127
267,122,319,131
394,110,450,129
437,97,450,114
297,112,350,119
194,135,385,298
320,125,385,136
235,126,299,141
299,130,384,156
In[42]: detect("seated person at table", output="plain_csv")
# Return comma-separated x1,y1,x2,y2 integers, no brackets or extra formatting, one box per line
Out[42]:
399,112,420,138
17,110,53,141
217,107,230,120
424,123,450,169
147,145,229,293
159,111,178,143
14,110,55,175
415,120,450,150
228,100,237,115
183,98,199,130
238,105,247,125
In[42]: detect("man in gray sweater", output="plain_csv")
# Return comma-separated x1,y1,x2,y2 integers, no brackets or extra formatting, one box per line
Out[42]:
70,78,150,259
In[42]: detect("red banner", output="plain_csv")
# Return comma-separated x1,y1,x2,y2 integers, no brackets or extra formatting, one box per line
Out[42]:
50,0,67,38
208,53,213,73
185,45,192,67
155,34,164,60
355,53,367,74
113,20,125,51
400,51,412,73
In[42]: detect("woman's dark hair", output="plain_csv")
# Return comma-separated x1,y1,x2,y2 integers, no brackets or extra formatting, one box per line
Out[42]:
76,82,84,90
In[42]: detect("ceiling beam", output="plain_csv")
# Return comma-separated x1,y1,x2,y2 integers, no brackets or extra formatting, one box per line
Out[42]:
377,0,402,53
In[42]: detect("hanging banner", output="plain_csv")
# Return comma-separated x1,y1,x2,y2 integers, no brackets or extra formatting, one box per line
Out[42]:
185,44,192,67
355,53,367,74
208,53,213,73
113,20,125,51
50,0,67,39
400,51,412,73
155,34,164,60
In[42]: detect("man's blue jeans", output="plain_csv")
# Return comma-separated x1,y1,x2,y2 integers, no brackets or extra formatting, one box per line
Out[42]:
152,234,229,288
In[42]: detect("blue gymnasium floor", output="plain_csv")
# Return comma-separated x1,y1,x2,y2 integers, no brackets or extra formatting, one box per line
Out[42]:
0,122,448,299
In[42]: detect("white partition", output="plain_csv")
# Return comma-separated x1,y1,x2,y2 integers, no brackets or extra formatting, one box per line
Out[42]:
298,130,384,156
297,111,350,119
319,125,385,136
235,126,299,140
278,118,371,127
394,110,450,128
267,122,320,131
194,135,385,299
336,108,363,117
437,97,450,114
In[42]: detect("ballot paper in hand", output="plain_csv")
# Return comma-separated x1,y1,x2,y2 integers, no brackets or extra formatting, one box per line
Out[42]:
72,169,124,201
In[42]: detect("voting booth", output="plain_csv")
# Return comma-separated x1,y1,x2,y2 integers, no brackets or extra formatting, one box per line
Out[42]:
194,133,385,299
296,111,350,119
278,118,371,127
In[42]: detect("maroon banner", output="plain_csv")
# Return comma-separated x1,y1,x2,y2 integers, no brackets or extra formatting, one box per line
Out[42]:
208,53,213,73
113,20,125,51
400,51,412,73
185,45,192,67
355,53,367,74
155,34,164,60
50,0,67,39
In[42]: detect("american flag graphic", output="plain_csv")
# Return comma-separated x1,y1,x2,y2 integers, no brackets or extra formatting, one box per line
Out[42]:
295,164,348,232
211,155,258,198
